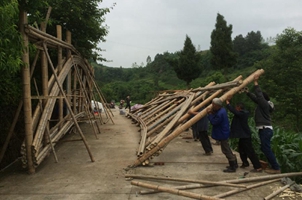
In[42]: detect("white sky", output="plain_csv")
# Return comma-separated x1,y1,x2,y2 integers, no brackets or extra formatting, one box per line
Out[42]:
99,0,302,68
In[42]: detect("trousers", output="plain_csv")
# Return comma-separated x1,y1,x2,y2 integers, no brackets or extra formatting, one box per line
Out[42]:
258,128,280,170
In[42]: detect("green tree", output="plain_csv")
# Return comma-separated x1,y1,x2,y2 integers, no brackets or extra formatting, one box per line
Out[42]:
27,0,112,61
233,34,246,56
172,35,201,88
233,31,270,68
260,28,302,131
0,0,22,72
146,55,152,65
245,31,264,52
210,13,237,77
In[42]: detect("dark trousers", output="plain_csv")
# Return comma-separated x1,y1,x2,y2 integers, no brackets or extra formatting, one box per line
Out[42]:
199,131,213,153
238,138,262,169
220,139,236,161
192,125,199,139
125,104,131,111
259,128,280,170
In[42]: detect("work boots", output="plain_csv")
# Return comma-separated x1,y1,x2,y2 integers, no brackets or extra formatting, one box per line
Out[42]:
225,159,238,169
223,160,237,173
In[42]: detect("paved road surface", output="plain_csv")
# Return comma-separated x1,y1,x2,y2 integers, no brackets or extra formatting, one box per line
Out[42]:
0,108,288,199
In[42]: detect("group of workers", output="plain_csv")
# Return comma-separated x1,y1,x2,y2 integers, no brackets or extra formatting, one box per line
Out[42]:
189,74,281,174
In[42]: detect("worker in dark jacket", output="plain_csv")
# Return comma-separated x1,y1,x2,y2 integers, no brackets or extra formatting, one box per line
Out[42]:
188,105,213,155
226,98,262,172
207,98,237,172
246,74,280,174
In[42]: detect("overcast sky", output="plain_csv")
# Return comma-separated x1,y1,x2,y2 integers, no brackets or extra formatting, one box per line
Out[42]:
99,0,302,68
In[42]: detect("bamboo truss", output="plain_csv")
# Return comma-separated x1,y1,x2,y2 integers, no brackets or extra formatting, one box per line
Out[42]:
127,69,265,167
0,9,113,173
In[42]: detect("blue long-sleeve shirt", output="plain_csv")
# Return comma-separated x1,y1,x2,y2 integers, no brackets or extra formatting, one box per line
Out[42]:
207,107,230,140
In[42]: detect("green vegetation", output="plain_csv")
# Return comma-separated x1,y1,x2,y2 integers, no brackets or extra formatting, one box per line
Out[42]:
168,35,202,89
210,13,237,78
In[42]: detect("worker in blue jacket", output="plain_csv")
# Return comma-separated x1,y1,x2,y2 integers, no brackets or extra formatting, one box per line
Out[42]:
207,98,237,172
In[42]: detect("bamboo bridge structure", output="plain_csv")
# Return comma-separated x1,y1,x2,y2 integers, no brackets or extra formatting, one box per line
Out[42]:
0,8,267,175
127,69,265,168
0,8,114,174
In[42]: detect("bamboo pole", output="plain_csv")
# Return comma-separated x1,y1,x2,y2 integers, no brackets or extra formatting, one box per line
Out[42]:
56,25,64,130
131,181,225,200
264,181,295,200
33,79,58,163
125,174,246,188
151,95,194,146
222,172,302,184
25,25,78,54
19,8,35,174
89,76,115,124
74,65,99,138
40,19,49,147
42,43,94,162
191,80,241,92
145,99,182,127
140,173,302,195
177,76,242,124
214,179,280,198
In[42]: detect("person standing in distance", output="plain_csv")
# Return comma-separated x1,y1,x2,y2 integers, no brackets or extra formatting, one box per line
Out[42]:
125,96,131,112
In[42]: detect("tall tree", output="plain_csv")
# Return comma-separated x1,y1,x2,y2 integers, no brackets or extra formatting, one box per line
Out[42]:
210,13,237,77
0,0,22,73
245,31,266,52
233,34,246,56
172,35,201,89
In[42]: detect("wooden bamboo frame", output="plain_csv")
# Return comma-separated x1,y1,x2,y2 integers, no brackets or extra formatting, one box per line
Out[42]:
5,9,114,172
128,70,263,167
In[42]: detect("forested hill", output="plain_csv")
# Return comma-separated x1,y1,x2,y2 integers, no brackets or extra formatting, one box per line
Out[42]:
93,28,302,132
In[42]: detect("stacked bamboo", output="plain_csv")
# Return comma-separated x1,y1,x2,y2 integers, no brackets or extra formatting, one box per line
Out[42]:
127,69,265,167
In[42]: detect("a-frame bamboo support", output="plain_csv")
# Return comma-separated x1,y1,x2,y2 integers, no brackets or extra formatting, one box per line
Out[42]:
1,9,114,173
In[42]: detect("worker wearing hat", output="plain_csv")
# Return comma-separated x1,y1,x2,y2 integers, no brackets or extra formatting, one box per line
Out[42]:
207,98,238,172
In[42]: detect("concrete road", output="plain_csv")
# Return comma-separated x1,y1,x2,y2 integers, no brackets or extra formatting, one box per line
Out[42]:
0,108,288,200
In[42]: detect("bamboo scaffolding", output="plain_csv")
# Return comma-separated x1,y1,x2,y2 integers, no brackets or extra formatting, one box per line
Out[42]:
42,43,94,162
141,99,177,122
146,109,177,137
73,60,99,138
130,70,263,167
131,180,225,200
33,78,58,163
145,99,183,127
150,95,194,147
25,25,78,54
89,75,115,124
